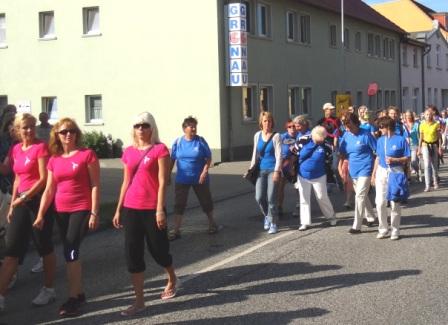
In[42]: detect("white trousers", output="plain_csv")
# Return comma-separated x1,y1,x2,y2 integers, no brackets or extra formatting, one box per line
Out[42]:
352,176,376,230
375,166,401,235
296,174,335,226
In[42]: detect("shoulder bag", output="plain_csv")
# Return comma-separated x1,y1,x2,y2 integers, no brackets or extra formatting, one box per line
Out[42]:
244,132,276,185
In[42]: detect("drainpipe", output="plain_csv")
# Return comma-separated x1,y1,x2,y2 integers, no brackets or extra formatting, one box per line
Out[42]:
421,43,431,112
398,37,403,110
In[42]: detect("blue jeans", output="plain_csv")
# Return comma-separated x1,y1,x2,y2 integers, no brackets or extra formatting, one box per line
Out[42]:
255,169,278,224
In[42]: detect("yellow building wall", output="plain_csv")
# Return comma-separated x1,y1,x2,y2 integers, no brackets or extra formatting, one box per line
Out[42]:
0,0,223,156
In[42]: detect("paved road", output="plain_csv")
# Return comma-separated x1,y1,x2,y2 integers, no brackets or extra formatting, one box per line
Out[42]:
2,161,448,324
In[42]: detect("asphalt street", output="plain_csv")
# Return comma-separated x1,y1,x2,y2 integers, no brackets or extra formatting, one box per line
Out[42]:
2,161,448,324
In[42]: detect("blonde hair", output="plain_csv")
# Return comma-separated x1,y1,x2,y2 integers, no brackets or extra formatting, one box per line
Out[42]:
48,117,83,155
258,111,274,129
13,113,37,142
311,125,327,143
132,112,160,146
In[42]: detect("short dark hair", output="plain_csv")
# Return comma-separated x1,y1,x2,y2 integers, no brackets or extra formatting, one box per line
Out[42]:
341,112,360,127
182,116,198,128
376,116,395,131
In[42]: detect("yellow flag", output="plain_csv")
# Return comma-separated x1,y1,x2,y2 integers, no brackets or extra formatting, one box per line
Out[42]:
335,94,352,117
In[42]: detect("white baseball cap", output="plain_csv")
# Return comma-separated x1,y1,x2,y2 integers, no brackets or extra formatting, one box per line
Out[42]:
322,103,335,110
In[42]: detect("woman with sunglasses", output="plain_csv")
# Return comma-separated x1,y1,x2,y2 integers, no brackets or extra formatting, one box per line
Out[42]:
0,113,56,312
339,112,377,234
34,117,100,317
168,116,219,240
372,116,410,240
113,112,177,316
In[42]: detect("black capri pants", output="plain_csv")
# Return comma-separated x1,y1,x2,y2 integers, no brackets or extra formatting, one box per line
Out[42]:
5,195,54,261
55,210,89,262
174,182,214,215
122,208,172,273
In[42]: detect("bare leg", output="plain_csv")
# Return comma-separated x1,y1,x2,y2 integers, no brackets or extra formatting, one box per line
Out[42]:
164,266,177,291
43,252,56,288
172,214,183,234
0,257,18,295
131,272,145,308
66,260,82,297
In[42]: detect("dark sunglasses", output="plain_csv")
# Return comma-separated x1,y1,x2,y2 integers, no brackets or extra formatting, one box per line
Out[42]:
287,125,294,129
133,123,151,129
58,129,76,135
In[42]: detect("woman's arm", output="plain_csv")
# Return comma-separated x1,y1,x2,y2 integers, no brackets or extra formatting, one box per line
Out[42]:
87,159,100,231
371,157,379,186
33,171,56,229
199,157,211,184
249,131,260,169
112,165,130,229
156,156,170,230
0,156,11,176
273,133,282,182
7,175,19,223
16,157,48,202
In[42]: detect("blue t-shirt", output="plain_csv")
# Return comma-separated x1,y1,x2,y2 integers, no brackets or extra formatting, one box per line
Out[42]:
257,134,276,171
171,136,211,184
339,128,377,178
360,122,376,134
296,130,311,140
298,140,327,180
376,134,410,169
407,122,419,147
394,122,410,138
280,132,296,159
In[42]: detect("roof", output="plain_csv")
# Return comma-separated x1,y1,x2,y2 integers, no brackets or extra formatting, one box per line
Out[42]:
411,0,448,33
297,0,407,34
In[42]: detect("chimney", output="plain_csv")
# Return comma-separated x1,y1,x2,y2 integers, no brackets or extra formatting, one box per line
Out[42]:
433,13,448,29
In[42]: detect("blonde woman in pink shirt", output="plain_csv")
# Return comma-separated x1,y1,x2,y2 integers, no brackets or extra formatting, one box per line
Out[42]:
113,112,177,317
0,113,56,312
34,117,100,318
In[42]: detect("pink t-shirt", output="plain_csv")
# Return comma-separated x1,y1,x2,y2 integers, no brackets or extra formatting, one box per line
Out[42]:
10,141,49,193
48,148,98,212
122,143,169,210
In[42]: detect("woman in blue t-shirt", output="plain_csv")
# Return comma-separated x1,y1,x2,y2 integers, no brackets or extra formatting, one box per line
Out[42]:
248,112,282,234
278,119,297,216
169,116,219,240
372,116,410,241
296,126,336,231
339,112,377,234
403,110,421,181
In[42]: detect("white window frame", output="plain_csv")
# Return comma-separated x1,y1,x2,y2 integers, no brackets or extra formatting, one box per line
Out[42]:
82,7,101,37
242,85,256,122
329,25,337,48
256,2,271,38
0,14,6,48
286,10,297,42
41,97,58,123
299,14,311,44
355,32,361,52
39,11,56,40
258,85,273,113
85,95,103,124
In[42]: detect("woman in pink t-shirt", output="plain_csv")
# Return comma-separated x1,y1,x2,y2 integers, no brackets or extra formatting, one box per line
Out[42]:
113,112,177,317
0,113,56,312
34,117,100,318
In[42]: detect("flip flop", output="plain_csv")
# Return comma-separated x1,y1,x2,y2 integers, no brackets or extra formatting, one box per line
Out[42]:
161,278,181,300
168,230,181,241
120,305,146,317
208,224,223,235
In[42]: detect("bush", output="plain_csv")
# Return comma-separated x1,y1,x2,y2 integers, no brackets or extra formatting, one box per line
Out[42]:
82,131,122,158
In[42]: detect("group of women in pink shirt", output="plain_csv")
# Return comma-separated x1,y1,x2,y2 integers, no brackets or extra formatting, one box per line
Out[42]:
0,111,177,318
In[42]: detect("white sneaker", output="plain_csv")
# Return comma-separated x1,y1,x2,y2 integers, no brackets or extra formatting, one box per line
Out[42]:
32,287,56,306
376,232,389,239
0,295,4,311
390,234,400,241
31,258,44,273
329,218,337,226
298,224,308,231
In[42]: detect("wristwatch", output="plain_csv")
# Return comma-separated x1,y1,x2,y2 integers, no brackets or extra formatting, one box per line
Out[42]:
19,193,28,201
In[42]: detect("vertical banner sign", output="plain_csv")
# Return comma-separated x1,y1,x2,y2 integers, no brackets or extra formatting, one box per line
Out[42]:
227,3,248,86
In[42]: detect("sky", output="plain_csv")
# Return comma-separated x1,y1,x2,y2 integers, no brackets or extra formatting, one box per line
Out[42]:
363,0,448,12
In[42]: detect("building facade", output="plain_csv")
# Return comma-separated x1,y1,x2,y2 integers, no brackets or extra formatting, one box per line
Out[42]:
0,0,405,162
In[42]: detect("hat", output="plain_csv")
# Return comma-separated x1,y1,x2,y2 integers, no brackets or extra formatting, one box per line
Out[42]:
132,112,153,126
322,103,335,110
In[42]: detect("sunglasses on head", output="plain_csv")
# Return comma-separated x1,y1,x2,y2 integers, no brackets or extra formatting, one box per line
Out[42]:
133,123,151,129
58,129,76,135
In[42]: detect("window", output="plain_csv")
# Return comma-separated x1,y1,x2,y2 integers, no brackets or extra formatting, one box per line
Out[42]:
259,86,272,112
434,88,438,106
256,2,271,37
356,91,363,106
355,32,361,52
242,86,255,121
367,33,374,55
243,1,253,34
299,14,310,44
329,25,337,47
83,7,100,35
427,52,432,68
374,35,381,57
42,97,58,122
436,45,441,68
413,48,418,67
368,94,376,110
344,28,349,50
446,53,448,70
402,45,408,65
0,96,7,109
331,91,337,106
389,39,395,59
85,95,102,123
286,11,297,41
413,88,419,111
427,88,432,104
39,11,55,39
0,14,6,47
377,90,382,109
390,90,396,106
288,87,299,116
383,37,389,59
384,90,390,107
402,87,409,107
301,87,311,114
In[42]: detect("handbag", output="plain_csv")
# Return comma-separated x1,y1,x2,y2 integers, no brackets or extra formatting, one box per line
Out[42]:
244,132,276,185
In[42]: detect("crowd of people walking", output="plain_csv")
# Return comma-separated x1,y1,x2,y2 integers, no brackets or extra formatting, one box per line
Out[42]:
0,101,445,319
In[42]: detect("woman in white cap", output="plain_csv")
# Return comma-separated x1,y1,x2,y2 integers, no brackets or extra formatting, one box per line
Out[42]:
113,112,178,316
